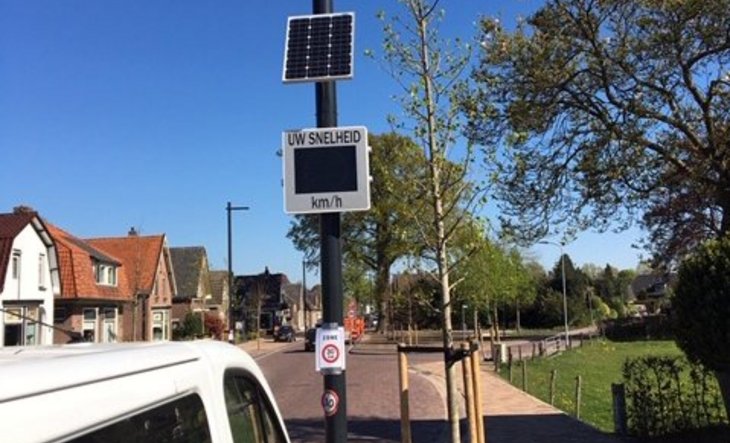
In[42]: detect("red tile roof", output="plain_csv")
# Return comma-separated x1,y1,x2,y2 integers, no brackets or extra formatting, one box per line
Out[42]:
86,234,165,295
46,223,127,300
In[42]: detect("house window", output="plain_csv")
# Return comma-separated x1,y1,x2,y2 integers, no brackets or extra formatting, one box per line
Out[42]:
152,310,169,341
108,266,117,286
11,250,21,279
102,308,118,343
3,306,39,346
38,253,46,289
93,262,118,287
83,308,97,342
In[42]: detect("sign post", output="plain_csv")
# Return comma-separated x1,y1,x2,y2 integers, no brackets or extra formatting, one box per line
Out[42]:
282,1,361,441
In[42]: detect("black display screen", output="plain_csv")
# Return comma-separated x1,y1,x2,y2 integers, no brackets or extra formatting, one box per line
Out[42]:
294,146,357,194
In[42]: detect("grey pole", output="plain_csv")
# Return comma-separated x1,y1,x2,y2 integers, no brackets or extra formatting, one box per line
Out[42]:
560,243,570,347
226,202,249,344
313,1,346,441
540,240,570,347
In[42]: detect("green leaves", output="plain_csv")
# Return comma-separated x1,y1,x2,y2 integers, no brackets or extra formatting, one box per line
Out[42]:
467,0,730,261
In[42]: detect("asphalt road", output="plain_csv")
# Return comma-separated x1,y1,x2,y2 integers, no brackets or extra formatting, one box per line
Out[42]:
256,341,448,443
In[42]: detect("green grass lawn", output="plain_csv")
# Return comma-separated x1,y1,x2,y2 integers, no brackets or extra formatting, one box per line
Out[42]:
499,339,683,433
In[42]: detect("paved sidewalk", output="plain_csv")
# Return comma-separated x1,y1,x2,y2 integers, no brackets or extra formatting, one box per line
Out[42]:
236,337,294,358
411,360,626,443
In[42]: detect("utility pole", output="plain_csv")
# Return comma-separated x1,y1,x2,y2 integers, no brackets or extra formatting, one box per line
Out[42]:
314,2,347,441
541,240,570,347
303,257,308,330
227,202,249,344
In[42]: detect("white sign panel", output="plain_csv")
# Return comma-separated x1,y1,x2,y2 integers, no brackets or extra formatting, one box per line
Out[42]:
283,126,370,214
315,325,346,374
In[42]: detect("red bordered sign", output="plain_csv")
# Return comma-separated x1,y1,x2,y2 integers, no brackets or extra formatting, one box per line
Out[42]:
315,325,346,373
321,343,340,364
321,389,339,416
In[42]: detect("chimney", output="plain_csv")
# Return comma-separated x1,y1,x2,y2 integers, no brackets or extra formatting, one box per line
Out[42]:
128,227,138,236
13,205,35,214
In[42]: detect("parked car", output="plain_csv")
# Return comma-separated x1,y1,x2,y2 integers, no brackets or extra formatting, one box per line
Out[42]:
274,325,295,342
304,327,317,352
0,341,290,443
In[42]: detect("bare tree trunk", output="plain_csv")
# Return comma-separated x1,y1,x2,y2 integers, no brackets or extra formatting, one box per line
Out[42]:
414,7,460,441
492,303,500,342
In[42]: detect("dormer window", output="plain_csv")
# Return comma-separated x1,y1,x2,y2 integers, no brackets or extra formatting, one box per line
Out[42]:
93,261,118,286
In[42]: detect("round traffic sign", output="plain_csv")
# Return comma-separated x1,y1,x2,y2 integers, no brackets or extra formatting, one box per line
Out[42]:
321,389,339,416
321,343,340,364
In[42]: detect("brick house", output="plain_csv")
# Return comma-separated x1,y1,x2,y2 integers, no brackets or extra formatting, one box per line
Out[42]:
169,246,214,335
235,268,290,335
208,270,230,332
0,209,59,347
87,229,176,341
47,223,128,344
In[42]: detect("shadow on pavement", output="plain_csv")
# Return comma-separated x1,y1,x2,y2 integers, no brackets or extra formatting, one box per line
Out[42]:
286,417,447,443
483,414,630,443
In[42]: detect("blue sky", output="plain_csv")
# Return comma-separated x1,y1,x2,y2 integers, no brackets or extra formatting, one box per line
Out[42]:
1,1,644,284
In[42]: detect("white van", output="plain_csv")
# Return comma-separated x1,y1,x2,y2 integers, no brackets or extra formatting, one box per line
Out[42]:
0,341,290,443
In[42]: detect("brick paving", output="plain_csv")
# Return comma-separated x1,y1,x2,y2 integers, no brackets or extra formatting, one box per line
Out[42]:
240,335,628,442
412,359,628,443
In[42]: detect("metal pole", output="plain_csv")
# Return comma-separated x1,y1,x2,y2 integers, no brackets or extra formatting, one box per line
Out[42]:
560,244,569,347
314,2,346,441
227,202,234,344
226,202,249,344
303,257,308,330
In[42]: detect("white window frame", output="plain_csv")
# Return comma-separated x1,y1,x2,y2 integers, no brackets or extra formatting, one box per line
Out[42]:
93,262,118,287
38,253,46,290
152,310,169,341
102,308,118,343
11,250,21,280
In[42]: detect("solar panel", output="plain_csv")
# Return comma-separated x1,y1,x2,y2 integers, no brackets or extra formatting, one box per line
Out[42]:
283,12,354,83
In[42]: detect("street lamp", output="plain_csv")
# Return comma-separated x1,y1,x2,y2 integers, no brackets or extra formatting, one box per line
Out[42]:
227,202,249,344
540,240,570,347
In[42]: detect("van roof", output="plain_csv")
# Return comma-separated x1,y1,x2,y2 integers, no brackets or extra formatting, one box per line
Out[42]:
0,340,247,403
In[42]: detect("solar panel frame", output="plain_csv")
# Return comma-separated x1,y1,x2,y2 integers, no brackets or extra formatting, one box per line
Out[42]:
282,12,355,83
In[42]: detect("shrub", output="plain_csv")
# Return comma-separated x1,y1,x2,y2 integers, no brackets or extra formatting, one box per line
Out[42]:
172,312,203,340
623,355,727,437
602,316,674,341
204,313,224,339
673,236,730,371
673,235,730,415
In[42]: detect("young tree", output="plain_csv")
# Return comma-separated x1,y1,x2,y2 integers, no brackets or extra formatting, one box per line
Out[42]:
374,2,482,440
466,0,730,265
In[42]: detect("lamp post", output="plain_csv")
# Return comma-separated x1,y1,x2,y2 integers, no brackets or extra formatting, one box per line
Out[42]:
227,202,249,344
540,240,570,347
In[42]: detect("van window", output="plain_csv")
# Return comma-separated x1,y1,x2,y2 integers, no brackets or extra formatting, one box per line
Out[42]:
70,394,211,443
224,372,286,443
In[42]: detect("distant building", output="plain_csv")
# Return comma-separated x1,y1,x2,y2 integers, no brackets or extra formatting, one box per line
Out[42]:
208,270,230,331
47,223,127,344
235,268,290,335
630,273,677,314
87,229,176,341
0,208,59,347
170,246,212,335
